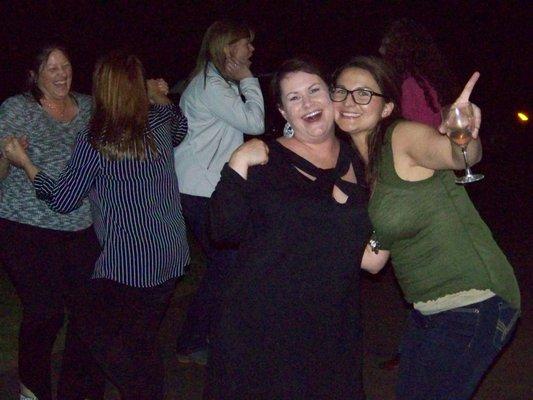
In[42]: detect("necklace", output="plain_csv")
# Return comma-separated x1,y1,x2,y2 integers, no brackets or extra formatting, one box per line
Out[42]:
41,97,69,119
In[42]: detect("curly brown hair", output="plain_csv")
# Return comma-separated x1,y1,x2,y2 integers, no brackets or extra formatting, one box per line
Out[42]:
381,18,458,112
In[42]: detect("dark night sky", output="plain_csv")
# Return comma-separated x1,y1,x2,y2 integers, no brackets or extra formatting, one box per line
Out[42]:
0,1,531,280
1,0,531,139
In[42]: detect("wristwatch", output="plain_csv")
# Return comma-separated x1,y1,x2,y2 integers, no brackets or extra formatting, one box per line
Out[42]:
369,232,381,254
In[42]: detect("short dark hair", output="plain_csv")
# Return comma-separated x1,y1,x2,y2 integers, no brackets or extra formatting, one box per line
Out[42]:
270,57,326,107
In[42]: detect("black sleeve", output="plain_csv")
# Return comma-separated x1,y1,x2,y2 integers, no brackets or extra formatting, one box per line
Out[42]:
208,163,252,246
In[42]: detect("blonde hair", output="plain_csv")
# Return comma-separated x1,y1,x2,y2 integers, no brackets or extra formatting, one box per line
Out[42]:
89,52,156,160
190,20,254,85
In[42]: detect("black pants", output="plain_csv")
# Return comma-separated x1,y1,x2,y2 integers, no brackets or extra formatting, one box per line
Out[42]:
71,277,176,399
0,218,104,400
177,194,236,353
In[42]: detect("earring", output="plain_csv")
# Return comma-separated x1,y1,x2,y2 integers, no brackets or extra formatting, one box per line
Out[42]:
283,122,294,138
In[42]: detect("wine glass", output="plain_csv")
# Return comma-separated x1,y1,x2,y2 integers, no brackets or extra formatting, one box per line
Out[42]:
441,103,484,184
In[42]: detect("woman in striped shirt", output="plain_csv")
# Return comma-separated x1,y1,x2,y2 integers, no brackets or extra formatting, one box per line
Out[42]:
2,51,190,399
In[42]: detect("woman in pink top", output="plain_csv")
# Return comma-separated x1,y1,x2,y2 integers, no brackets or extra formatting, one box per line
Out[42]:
380,18,459,129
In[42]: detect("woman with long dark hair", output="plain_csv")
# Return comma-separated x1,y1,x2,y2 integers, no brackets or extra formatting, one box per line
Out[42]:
2,51,190,399
331,56,520,399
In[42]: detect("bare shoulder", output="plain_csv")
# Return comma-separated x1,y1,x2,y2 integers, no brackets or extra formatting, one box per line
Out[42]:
392,121,443,151
392,120,436,141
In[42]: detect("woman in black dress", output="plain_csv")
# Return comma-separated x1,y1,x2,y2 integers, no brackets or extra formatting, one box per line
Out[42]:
205,59,388,399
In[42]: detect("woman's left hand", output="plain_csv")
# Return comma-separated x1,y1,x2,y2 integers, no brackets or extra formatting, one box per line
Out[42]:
1,136,32,168
224,56,253,81
439,72,481,138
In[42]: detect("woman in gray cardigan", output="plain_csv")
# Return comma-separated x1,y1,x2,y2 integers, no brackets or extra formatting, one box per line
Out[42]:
0,44,103,400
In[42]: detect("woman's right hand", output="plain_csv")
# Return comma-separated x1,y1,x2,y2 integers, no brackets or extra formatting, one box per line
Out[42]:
147,78,171,105
1,136,31,168
224,56,253,81
229,139,269,179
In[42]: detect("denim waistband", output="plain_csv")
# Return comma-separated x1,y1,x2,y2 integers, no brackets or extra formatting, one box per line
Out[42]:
412,295,518,323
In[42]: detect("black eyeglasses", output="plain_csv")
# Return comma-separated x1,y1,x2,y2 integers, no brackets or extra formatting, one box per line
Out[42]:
330,87,386,105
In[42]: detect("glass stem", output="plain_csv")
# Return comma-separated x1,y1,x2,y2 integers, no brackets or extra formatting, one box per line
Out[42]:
461,147,473,177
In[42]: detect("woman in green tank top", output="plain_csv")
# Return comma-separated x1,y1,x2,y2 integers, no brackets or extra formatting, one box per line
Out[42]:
330,56,520,400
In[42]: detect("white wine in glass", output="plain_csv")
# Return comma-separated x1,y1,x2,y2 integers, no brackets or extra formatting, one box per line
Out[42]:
442,103,484,184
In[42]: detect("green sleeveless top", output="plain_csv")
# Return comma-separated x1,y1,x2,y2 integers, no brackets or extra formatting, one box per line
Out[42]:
368,121,520,309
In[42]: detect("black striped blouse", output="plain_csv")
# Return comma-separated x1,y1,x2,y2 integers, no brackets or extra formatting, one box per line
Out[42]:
34,103,190,287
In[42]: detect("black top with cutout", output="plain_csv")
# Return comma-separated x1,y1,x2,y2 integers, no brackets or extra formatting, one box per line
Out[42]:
207,138,371,399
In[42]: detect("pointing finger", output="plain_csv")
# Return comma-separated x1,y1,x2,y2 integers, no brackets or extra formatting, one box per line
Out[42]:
456,72,480,104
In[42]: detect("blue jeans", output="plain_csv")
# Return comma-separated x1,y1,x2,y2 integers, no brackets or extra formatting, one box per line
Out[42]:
177,194,237,352
397,295,519,400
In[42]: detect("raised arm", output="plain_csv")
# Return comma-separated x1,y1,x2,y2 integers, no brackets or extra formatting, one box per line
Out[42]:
394,121,481,171
209,139,269,244
227,138,269,179
169,105,188,147
204,74,265,135
147,78,171,106
147,79,188,146
396,73,482,171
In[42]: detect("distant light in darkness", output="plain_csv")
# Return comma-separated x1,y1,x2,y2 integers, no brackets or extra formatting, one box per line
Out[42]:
517,112,529,122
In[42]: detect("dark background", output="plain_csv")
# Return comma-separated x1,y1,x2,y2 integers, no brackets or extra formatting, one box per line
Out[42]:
0,0,531,220
0,2,531,396
1,0,531,128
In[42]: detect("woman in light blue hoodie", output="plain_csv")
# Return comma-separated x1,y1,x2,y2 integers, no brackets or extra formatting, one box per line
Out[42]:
174,20,265,364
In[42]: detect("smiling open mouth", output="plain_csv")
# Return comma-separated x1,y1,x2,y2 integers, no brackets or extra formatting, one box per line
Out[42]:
340,111,361,118
302,110,322,122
